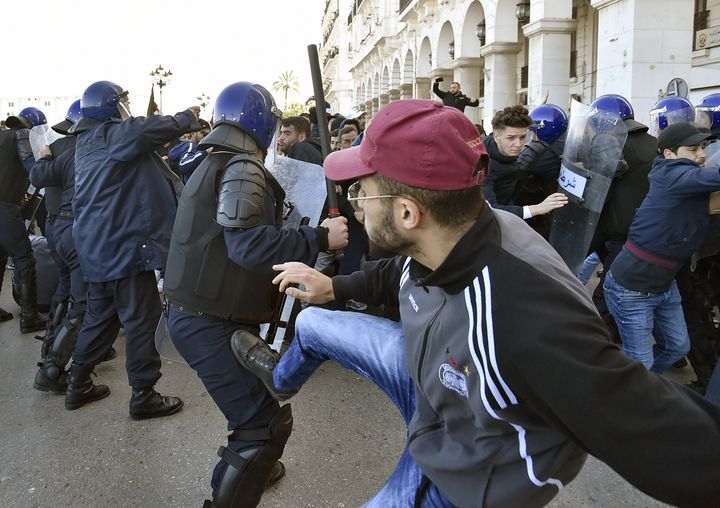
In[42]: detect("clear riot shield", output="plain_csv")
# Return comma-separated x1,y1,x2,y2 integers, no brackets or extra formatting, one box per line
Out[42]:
28,124,63,160
261,155,328,351
548,100,628,273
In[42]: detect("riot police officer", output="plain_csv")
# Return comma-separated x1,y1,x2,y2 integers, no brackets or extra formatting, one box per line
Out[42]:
588,94,657,342
649,96,695,137
696,92,720,136
162,81,348,508
65,80,195,417
0,107,46,332
30,100,81,391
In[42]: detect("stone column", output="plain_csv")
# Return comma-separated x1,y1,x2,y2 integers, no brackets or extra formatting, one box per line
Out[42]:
479,42,522,127
364,100,374,119
378,93,390,109
399,83,413,100
590,0,692,125
388,88,401,102
450,57,483,123
523,19,576,109
415,77,431,100
371,98,380,120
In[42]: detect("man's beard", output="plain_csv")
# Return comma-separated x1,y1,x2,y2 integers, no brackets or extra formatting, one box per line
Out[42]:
367,204,413,259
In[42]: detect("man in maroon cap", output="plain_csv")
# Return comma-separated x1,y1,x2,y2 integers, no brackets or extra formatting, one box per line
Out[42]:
233,100,720,507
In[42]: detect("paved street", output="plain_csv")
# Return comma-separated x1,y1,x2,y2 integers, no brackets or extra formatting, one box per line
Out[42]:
0,271,684,507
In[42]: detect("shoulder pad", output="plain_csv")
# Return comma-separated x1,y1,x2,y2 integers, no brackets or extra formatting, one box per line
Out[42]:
216,154,267,229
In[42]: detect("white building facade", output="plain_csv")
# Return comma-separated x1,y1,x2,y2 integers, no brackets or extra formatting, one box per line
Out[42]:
320,0,719,129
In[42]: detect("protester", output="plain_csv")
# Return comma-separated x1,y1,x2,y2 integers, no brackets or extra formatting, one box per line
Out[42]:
233,100,720,508
277,115,322,164
432,77,479,112
604,122,719,373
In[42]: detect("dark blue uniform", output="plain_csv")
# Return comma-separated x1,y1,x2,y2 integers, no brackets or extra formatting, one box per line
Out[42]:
30,136,77,316
71,111,198,387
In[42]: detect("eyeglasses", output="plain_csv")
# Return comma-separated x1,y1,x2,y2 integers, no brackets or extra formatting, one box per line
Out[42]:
346,181,400,211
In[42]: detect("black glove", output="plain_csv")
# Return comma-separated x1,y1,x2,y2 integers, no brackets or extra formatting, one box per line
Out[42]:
515,140,548,171
435,77,443,83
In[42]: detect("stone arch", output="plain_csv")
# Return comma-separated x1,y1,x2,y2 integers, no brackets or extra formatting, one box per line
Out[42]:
418,36,432,77
381,66,390,94
402,49,414,85
391,59,401,89
437,21,455,69
460,0,485,57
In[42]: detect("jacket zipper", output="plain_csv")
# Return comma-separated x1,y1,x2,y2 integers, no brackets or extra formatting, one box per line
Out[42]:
416,301,444,391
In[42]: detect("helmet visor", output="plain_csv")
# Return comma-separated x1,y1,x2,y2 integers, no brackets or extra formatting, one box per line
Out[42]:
118,91,132,120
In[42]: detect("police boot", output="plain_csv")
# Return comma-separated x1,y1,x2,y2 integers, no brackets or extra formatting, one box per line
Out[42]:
33,364,69,394
231,330,297,402
129,387,183,420
19,278,47,334
0,307,13,322
65,363,111,410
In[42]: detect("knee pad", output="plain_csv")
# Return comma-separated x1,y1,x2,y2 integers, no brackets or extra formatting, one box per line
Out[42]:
213,404,293,508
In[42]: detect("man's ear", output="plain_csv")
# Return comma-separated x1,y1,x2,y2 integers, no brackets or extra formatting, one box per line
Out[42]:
298,132,308,142
397,197,422,231
662,148,677,159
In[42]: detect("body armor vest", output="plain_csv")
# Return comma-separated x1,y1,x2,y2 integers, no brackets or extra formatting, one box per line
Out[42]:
0,129,30,205
163,151,285,324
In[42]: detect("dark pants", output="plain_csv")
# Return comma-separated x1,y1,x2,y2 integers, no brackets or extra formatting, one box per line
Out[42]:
0,201,36,287
45,214,71,303
52,217,88,331
167,308,279,495
72,271,162,388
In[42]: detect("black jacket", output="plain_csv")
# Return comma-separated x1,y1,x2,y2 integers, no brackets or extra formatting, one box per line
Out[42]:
482,135,523,216
432,82,479,113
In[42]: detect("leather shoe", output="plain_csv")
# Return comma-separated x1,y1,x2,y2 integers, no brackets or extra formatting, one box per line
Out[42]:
231,330,297,402
129,388,183,420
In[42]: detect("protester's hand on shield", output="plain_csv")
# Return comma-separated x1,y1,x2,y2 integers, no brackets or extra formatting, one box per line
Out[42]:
528,192,568,217
39,145,53,158
321,216,349,250
272,262,335,304
187,106,201,118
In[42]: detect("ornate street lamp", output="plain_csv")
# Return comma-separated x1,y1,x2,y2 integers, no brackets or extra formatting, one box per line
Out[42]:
476,20,486,46
515,1,530,24
149,64,173,112
197,93,211,114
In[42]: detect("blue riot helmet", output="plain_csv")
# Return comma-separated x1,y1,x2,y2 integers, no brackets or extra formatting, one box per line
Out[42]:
5,106,47,129
695,93,720,134
208,81,282,154
52,99,82,135
590,94,634,120
80,80,130,121
529,104,568,144
649,96,694,137
19,107,47,126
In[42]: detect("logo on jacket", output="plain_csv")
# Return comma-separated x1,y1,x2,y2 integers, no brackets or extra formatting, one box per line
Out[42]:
438,363,469,398
408,293,419,312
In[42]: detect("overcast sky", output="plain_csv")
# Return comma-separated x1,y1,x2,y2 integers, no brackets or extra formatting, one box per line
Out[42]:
2,0,324,117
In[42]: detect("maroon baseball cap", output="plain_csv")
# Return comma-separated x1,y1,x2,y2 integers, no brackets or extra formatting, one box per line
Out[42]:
325,99,489,190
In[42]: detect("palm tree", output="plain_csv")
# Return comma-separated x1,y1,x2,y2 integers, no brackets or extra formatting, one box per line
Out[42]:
272,70,301,110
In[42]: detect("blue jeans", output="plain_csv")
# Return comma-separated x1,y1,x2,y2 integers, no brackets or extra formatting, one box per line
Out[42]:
275,307,455,508
603,271,690,373
706,361,720,405
575,251,600,285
